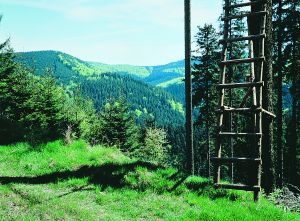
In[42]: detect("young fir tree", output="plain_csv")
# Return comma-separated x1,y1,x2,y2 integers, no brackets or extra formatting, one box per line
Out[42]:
0,20,20,143
63,87,98,143
192,24,220,177
7,66,65,143
134,127,170,166
98,98,141,152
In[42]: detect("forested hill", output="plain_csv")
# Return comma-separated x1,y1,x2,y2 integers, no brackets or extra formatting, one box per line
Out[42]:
15,50,184,85
15,51,185,126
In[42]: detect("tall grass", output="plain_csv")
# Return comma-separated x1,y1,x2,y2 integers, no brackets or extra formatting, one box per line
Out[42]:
0,140,298,221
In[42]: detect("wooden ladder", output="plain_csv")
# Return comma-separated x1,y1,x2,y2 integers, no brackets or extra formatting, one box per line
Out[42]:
212,0,272,201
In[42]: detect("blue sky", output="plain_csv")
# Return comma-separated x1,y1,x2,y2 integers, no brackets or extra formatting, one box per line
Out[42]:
0,0,222,65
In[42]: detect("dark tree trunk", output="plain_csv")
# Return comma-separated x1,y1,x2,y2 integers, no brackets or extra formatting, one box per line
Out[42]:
205,77,211,178
250,0,276,194
184,0,194,175
261,0,276,193
276,0,283,188
288,1,299,185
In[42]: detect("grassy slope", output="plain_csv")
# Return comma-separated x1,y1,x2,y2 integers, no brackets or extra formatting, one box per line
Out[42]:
0,141,299,221
157,77,185,88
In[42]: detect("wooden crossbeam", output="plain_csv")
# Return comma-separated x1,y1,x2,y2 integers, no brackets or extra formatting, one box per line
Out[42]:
224,0,265,9
216,106,259,113
221,57,265,65
215,183,261,191
217,81,264,89
222,11,268,21
218,132,262,137
219,34,266,44
261,108,276,118
211,157,261,163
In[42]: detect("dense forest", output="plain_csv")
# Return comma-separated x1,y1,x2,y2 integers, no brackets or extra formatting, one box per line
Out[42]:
15,51,185,126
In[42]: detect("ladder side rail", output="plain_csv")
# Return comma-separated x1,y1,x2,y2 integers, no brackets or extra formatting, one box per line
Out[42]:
254,2,267,202
215,0,230,185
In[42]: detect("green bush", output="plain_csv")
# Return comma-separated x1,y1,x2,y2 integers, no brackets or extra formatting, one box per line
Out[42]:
133,127,170,166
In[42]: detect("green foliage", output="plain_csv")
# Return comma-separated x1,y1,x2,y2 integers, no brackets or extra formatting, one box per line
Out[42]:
157,77,184,88
192,24,220,176
133,127,170,166
15,50,185,87
63,88,99,142
0,44,98,144
58,53,95,76
0,37,20,143
80,73,185,126
192,24,219,117
95,98,141,152
15,51,185,126
89,62,151,78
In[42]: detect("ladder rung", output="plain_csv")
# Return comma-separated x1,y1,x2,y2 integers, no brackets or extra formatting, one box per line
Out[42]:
216,106,261,113
262,109,276,118
211,157,261,164
218,132,262,137
217,81,264,89
222,11,268,21
221,57,265,65
225,0,265,9
215,183,261,191
219,34,266,44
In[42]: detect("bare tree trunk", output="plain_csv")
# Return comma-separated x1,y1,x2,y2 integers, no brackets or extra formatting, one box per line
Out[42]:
276,0,283,188
206,78,211,178
288,1,298,185
184,0,194,175
261,0,276,193
250,0,275,193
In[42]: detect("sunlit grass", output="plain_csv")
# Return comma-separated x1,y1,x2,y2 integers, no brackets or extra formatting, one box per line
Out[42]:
0,140,298,220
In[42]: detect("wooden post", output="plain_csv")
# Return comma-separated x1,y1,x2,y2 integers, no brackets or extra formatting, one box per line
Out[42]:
184,0,194,175
214,0,230,185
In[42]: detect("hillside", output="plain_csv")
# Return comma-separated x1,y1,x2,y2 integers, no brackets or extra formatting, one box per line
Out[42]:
0,140,298,220
78,73,185,125
88,59,185,86
16,51,184,84
15,51,185,126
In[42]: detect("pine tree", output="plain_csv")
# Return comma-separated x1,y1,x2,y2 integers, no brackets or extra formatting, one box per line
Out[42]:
98,98,141,152
0,18,22,143
134,127,170,166
192,24,220,177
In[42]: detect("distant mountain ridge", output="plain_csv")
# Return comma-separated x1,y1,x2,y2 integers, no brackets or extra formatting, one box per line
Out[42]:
15,50,184,85
14,50,185,126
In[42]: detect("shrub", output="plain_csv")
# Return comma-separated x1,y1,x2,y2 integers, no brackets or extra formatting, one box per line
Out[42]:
133,127,170,166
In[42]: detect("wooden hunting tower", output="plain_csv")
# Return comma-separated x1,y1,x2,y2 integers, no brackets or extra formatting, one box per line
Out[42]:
211,0,275,201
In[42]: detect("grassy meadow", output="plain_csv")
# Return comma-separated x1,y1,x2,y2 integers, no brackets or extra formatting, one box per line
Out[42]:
0,140,299,221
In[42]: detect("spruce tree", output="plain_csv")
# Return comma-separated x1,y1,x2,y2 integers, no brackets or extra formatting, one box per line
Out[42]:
98,98,141,152
192,24,220,177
